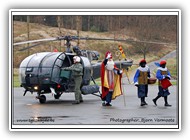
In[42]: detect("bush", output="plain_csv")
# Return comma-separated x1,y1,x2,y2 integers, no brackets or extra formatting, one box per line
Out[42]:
90,25,100,32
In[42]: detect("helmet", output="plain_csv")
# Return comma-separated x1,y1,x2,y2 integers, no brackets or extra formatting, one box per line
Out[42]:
160,60,166,65
73,56,81,62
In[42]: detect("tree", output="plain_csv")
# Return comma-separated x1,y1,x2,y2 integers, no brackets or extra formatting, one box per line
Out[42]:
76,16,82,46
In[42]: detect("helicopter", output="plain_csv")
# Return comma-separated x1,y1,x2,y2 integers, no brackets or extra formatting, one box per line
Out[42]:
14,35,134,103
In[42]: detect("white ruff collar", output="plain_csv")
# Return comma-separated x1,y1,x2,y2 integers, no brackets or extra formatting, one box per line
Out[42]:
138,65,149,72
157,67,168,71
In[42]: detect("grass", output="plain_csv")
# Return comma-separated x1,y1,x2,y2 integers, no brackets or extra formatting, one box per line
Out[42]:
166,57,177,79
14,75,20,87
13,68,20,87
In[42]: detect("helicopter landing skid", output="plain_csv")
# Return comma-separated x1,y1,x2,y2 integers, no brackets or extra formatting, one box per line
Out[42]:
23,89,33,96
91,93,101,97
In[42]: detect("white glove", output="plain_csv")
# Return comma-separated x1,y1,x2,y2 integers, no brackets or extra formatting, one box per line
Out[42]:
119,70,123,74
134,82,138,87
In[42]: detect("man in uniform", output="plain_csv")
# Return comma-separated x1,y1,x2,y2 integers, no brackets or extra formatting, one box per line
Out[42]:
133,59,150,106
62,56,83,104
101,51,123,106
152,60,172,107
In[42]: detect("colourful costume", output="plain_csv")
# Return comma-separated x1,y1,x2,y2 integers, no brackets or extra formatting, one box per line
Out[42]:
153,60,172,107
101,51,122,106
133,59,150,106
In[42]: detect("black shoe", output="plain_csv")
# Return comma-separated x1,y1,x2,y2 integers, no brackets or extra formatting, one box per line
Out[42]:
165,103,172,107
141,102,146,106
153,99,157,106
72,101,80,105
102,102,112,106
102,102,106,106
80,100,83,103
106,103,112,106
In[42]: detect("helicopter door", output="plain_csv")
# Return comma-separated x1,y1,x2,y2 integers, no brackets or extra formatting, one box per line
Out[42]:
51,53,71,84
59,54,72,85
61,55,76,91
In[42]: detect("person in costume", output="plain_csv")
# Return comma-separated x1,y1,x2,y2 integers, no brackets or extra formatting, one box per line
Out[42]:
133,59,150,106
101,51,123,106
152,60,172,107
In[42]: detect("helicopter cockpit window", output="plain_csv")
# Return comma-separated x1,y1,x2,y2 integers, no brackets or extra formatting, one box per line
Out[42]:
38,52,58,80
19,53,50,84
41,53,59,67
19,52,68,84
51,53,66,83
20,53,36,68
19,54,36,83
28,52,49,67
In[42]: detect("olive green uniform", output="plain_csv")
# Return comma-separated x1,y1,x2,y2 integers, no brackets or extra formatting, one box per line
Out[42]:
63,63,83,103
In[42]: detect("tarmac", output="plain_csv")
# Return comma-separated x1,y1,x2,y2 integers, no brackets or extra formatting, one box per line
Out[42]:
11,82,179,129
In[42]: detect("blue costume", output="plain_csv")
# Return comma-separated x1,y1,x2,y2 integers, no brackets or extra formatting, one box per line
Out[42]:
153,60,172,107
134,59,150,106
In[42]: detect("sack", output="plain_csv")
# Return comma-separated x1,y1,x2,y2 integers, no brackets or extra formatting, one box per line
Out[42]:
81,85,100,95
161,79,172,89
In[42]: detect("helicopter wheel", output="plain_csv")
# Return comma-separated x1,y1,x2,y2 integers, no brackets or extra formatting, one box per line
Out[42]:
54,91,62,99
54,94,61,99
39,95,46,104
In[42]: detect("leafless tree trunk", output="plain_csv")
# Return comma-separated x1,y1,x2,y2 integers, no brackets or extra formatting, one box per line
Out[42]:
57,16,64,50
76,16,82,46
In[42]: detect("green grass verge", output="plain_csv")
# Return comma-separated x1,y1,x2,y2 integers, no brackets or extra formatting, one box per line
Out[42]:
14,75,20,87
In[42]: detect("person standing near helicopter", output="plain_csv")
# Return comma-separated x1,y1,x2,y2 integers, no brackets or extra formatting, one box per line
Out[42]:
62,56,83,104
101,51,123,106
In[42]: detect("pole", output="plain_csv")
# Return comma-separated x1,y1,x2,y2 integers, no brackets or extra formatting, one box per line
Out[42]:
27,16,30,56
118,54,126,107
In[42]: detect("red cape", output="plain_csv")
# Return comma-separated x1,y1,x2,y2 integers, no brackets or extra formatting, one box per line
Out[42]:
101,62,109,100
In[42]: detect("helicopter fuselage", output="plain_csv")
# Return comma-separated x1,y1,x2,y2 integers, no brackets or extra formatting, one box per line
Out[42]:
19,52,92,95
19,51,133,103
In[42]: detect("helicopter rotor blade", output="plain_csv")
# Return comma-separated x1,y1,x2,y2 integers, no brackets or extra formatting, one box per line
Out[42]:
78,37,175,45
13,37,58,46
13,35,75,46
18,42,44,51
13,35,176,47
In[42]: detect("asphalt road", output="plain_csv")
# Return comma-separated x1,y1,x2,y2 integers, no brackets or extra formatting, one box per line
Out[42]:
11,83,179,129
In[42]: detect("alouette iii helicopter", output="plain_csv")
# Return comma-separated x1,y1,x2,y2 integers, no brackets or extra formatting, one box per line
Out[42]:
14,35,134,103
14,35,173,103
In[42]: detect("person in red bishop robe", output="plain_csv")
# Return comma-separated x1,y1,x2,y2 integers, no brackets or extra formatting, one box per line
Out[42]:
100,51,123,106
